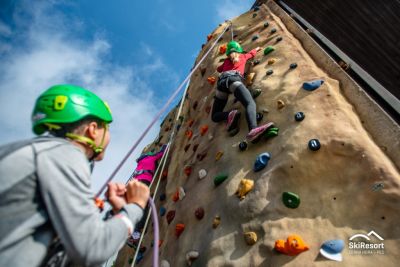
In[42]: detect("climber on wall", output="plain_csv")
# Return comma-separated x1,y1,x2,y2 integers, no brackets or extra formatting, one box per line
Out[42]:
0,85,150,267
211,41,274,141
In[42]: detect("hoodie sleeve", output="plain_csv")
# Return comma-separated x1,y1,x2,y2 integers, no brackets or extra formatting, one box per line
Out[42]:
217,60,226,73
243,49,258,61
37,144,143,267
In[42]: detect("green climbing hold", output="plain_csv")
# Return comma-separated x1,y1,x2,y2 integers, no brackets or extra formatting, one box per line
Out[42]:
265,127,279,138
214,174,229,186
282,192,300,209
263,46,275,55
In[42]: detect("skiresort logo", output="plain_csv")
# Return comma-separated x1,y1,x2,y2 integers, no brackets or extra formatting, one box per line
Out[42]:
348,231,385,255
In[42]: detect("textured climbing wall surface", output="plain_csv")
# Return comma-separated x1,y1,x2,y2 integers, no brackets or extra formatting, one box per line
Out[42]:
116,1,400,266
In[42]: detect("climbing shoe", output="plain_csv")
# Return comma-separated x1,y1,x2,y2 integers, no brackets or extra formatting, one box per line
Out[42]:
246,122,274,142
226,110,241,132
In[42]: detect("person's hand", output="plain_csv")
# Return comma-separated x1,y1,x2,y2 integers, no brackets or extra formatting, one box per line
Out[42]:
255,47,262,52
126,180,150,209
105,182,127,213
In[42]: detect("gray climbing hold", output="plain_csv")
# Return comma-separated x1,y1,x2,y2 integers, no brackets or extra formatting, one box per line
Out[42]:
264,22,269,28
372,182,384,192
186,251,199,266
160,260,170,267
266,70,273,75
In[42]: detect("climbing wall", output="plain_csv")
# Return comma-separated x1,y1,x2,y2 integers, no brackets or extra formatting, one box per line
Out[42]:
116,1,400,266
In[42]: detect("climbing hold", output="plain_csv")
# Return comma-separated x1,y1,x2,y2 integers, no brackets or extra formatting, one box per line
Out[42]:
160,260,170,267
185,130,193,140
175,223,185,237
184,166,192,177
246,72,255,85
139,246,147,253
197,152,207,161
239,141,248,151
160,193,166,201
267,58,276,65
254,152,271,172
166,210,176,224
205,105,211,114
172,190,179,202
252,59,260,66
264,127,279,138
308,139,321,151
282,192,300,209
244,232,258,245
94,197,105,211
208,134,213,140
302,79,324,91
290,63,297,69
195,207,205,220
200,65,207,76
276,36,283,42
294,111,305,121
214,174,228,186
207,34,213,41
263,46,275,55
198,169,207,179
266,69,273,76
256,112,263,122
151,239,164,248
178,187,186,200
274,234,309,256
252,34,260,41
200,125,209,136
160,207,166,217
320,239,344,262
264,22,269,28
184,144,191,152
277,100,285,109
193,101,198,110
372,182,384,192
270,28,277,34
186,251,200,266
215,151,224,161
135,252,144,263
236,179,254,200
187,119,194,127
207,76,216,85
252,13,257,18
212,215,221,228
176,124,181,131
219,44,227,55
251,88,262,99
192,144,199,152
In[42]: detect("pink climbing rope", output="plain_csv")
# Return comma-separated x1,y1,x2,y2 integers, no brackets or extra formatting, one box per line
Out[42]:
95,22,232,198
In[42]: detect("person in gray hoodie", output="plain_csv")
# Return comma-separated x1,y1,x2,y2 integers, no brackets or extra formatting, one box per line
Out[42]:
0,84,150,267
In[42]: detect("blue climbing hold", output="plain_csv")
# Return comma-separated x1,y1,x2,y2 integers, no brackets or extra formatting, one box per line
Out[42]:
176,124,181,131
252,35,260,41
294,112,305,121
239,141,248,151
160,193,166,201
160,207,166,216
290,63,298,69
320,240,345,262
136,252,144,263
303,79,324,91
308,139,321,151
254,152,271,172
256,112,263,122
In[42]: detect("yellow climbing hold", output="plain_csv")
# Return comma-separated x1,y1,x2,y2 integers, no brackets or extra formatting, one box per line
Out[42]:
267,58,276,65
246,72,255,86
212,215,221,229
277,100,285,109
215,151,224,161
236,179,254,200
244,231,258,245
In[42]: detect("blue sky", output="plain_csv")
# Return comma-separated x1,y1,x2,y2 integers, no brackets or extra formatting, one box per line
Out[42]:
0,0,253,192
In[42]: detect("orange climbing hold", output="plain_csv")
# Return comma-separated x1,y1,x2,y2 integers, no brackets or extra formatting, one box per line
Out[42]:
219,44,227,54
274,234,309,256
207,34,214,41
172,190,179,202
200,125,209,136
215,151,224,161
185,130,193,140
94,197,104,211
207,76,216,85
175,223,185,237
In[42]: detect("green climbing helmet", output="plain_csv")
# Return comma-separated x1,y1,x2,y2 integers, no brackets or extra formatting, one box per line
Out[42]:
32,84,113,135
226,41,243,55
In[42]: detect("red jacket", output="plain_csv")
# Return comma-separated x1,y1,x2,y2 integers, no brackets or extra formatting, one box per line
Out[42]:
217,49,258,76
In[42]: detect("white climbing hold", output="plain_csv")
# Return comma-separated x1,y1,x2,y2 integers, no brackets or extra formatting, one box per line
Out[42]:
199,169,207,179
208,134,214,140
186,251,199,266
179,186,186,200
161,260,170,267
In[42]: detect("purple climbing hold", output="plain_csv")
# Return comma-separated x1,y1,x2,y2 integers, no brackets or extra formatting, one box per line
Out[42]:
303,79,324,91
254,152,271,172
256,112,263,122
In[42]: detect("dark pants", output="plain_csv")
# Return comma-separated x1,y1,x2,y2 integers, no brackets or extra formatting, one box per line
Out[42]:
211,74,257,131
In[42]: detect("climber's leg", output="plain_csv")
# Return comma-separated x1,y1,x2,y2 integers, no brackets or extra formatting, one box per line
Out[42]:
231,82,257,131
211,94,229,122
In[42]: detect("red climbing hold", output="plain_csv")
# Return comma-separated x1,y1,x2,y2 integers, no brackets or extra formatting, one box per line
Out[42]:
94,197,104,211
200,125,209,136
207,34,214,41
185,130,193,140
207,76,216,85
175,223,185,237
195,207,205,220
162,170,168,180
219,44,227,54
187,119,194,127
166,210,176,224
172,190,180,202
184,166,192,177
